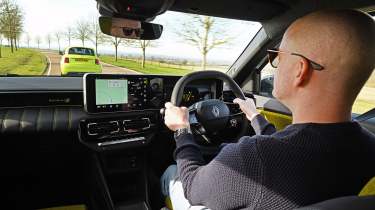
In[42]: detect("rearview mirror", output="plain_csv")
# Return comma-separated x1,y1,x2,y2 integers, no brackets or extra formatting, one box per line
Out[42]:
59,51,64,55
99,16,163,40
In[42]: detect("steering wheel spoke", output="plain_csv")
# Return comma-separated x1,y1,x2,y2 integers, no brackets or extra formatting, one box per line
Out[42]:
224,102,242,114
188,109,207,134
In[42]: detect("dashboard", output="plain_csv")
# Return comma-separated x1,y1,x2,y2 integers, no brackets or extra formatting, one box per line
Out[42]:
79,74,223,150
83,74,221,114
0,75,226,151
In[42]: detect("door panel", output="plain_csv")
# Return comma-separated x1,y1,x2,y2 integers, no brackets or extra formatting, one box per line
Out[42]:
255,95,292,130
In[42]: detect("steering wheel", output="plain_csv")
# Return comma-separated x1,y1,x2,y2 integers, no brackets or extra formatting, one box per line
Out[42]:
170,71,250,145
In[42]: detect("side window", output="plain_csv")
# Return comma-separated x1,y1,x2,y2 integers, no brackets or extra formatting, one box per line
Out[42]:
259,62,275,98
258,63,375,114
352,71,375,114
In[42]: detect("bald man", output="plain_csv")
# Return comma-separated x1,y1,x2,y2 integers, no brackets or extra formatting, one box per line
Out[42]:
161,9,375,210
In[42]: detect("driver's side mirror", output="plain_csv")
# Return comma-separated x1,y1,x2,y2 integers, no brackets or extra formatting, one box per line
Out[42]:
59,51,64,55
260,75,274,98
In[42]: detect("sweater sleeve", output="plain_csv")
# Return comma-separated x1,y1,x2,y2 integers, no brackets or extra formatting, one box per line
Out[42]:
174,134,264,209
250,114,277,135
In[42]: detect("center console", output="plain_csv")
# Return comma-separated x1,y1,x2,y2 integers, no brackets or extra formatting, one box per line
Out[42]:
79,111,157,210
79,74,221,210
79,111,157,152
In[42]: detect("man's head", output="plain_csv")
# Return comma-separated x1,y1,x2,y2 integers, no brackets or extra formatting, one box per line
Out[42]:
272,9,375,112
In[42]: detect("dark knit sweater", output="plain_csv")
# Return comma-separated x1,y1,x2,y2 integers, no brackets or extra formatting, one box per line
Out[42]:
174,115,375,210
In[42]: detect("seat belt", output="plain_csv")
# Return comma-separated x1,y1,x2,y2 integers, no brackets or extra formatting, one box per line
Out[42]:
354,107,375,122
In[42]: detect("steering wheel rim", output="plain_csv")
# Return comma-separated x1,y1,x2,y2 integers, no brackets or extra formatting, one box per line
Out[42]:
171,71,246,105
171,70,249,144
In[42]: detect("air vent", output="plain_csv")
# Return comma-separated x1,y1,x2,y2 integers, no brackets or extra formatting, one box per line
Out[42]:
123,118,151,133
87,121,120,136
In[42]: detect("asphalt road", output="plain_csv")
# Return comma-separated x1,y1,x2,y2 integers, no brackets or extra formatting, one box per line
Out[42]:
40,50,140,76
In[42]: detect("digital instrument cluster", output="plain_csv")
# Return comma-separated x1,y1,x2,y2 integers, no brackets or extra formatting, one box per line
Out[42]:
83,74,218,114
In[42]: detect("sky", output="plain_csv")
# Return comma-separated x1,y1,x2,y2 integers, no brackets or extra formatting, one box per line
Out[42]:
16,0,261,64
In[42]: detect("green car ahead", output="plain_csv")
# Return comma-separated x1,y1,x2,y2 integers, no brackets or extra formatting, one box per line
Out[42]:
60,47,102,76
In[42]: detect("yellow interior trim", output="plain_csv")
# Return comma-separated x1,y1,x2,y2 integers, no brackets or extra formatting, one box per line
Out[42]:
359,177,375,196
165,196,173,210
38,205,87,210
257,108,292,130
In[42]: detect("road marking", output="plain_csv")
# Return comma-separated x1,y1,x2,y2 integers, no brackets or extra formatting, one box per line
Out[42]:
46,55,52,76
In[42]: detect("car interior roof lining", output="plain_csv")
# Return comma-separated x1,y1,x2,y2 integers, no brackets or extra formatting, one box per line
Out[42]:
261,0,375,41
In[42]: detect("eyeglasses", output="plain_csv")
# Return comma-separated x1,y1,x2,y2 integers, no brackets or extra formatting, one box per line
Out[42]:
123,28,143,37
266,48,324,71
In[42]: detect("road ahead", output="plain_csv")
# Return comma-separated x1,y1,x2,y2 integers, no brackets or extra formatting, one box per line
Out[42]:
40,50,140,76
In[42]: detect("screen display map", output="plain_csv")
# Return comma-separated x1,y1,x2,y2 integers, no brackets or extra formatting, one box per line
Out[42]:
95,79,128,105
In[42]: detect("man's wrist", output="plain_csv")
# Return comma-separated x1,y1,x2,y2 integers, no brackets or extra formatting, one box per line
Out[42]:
174,126,192,140
248,113,260,121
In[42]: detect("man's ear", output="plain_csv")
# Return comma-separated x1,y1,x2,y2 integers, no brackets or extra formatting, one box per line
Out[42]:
294,58,311,87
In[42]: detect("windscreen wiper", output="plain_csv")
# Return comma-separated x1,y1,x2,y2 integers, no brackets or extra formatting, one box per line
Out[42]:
0,73,20,77
0,74,36,77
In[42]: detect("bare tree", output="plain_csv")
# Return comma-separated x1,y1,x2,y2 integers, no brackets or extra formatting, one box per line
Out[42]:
25,33,30,48
133,40,156,68
46,34,51,49
89,20,105,55
0,0,24,53
176,15,230,70
105,36,126,62
74,20,91,47
54,32,61,52
35,36,41,49
65,26,73,46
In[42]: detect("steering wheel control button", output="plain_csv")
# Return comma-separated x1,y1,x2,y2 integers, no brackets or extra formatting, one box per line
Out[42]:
189,113,198,124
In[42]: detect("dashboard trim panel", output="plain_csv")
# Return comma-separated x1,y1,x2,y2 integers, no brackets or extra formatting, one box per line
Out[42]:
97,136,146,147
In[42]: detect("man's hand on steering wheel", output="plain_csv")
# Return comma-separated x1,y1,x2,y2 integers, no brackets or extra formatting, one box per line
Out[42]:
164,102,190,132
233,97,260,121
164,97,259,133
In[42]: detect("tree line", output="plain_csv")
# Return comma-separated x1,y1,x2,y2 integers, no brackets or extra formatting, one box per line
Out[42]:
0,0,23,58
0,0,154,68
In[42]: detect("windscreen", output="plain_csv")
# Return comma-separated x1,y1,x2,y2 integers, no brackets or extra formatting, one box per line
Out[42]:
0,0,261,76
69,47,95,56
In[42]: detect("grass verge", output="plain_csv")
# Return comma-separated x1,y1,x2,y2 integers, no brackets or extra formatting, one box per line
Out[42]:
365,71,375,88
100,56,193,76
0,47,47,75
352,99,375,114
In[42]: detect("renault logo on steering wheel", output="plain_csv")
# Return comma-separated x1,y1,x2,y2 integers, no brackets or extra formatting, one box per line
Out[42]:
212,106,220,117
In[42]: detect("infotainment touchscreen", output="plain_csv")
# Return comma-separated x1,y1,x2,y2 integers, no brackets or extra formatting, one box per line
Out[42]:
95,79,128,105
84,74,152,113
